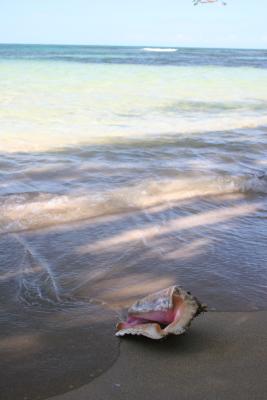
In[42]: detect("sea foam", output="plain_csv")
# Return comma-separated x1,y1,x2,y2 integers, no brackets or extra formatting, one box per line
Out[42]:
142,47,177,52
1,174,266,234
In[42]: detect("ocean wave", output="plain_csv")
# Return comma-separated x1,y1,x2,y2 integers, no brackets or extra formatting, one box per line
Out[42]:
14,235,61,305
0,174,266,234
142,47,177,52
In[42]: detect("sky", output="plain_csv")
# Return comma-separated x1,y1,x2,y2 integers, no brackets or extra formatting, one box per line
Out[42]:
0,0,267,49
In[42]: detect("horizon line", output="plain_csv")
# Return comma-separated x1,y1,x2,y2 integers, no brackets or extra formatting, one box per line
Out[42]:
0,42,267,51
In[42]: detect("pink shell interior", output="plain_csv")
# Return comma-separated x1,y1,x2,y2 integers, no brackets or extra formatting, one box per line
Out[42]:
118,299,182,330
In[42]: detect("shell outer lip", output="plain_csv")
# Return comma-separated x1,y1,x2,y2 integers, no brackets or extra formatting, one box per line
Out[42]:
115,285,207,340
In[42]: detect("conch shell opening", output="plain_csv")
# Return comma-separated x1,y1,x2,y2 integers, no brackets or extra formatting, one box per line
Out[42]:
116,286,206,340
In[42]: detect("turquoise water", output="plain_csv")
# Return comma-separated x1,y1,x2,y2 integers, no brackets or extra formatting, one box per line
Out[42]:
1,51,267,153
1,45,267,309
1,44,267,67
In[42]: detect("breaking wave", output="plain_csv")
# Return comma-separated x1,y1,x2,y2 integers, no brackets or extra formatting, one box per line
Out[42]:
142,47,177,52
1,173,266,234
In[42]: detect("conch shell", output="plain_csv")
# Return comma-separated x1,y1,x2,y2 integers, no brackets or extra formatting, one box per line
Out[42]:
116,286,206,340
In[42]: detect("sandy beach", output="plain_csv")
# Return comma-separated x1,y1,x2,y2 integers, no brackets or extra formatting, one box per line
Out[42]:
2,309,267,400
48,311,267,400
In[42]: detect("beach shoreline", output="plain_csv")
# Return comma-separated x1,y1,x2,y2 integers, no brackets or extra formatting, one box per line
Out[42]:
1,44,267,400
1,310,267,400
47,310,267,400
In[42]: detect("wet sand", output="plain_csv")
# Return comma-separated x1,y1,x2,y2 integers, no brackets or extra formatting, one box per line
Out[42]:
0,302,119,400
47,311,267,400
1,207,267,400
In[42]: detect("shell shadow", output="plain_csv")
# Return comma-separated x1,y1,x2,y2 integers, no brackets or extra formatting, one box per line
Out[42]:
118,324,214,355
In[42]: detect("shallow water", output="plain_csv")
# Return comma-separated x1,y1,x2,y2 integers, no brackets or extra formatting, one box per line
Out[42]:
0,45,267,399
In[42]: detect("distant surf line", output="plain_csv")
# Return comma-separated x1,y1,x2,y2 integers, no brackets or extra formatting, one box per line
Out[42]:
142,47,177,52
